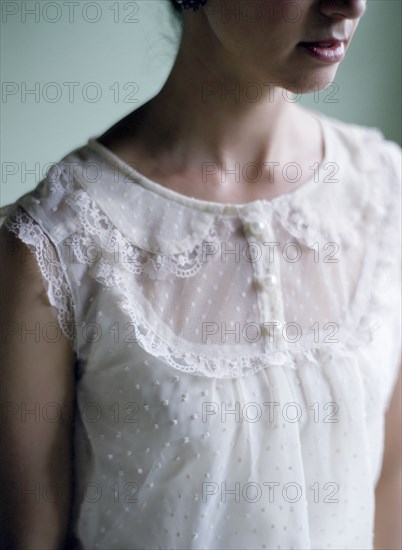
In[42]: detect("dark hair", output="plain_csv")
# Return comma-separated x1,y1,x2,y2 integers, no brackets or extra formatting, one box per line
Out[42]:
169,0,182,14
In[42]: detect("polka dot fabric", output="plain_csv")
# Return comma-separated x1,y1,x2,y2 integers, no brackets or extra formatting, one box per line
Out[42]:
1,112,401,549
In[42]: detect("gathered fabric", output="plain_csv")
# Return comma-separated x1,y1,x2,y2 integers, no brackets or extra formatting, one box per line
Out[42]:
1,111,400,549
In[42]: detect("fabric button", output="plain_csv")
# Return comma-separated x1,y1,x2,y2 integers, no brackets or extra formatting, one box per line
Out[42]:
7,121,397,550
266,273,277,286
254,272,278,290
242,218,269,238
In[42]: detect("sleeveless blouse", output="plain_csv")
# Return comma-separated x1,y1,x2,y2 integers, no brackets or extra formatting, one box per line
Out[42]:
1,111,401,550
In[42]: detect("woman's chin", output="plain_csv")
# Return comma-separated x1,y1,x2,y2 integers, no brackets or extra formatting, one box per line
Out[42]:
279,71,340,97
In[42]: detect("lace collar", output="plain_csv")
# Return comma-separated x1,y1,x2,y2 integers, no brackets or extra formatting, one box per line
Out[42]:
69,112,387,255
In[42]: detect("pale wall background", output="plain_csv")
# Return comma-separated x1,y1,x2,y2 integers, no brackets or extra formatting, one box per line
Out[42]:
1,0,401,206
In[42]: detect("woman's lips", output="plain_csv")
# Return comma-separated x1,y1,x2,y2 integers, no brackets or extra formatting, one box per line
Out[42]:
298,41,346,63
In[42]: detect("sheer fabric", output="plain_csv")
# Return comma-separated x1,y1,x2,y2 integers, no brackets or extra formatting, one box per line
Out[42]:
1,111,401,549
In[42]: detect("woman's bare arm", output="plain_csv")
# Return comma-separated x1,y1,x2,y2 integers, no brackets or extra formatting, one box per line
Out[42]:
374,366,402,550
0,225,76,549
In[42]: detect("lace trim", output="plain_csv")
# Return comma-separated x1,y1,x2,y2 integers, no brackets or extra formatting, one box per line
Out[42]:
2,205,76,343
47,160,76,197
118,296,370,378
271,125,390,249
59,188,376,378
65,188,233,280
273,196,331,246
1,126,394,378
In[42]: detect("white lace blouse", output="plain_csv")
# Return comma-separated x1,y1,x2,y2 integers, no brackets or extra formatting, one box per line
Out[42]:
1,111,401,550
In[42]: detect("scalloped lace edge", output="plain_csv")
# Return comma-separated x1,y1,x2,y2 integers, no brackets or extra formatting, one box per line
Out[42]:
1,136,398,378
62,189,381,378
2,205,76,343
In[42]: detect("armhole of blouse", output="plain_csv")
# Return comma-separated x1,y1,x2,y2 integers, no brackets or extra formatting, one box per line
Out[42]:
0,204,77,351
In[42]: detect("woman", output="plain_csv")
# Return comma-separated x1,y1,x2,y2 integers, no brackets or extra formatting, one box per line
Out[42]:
1,0,401,548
